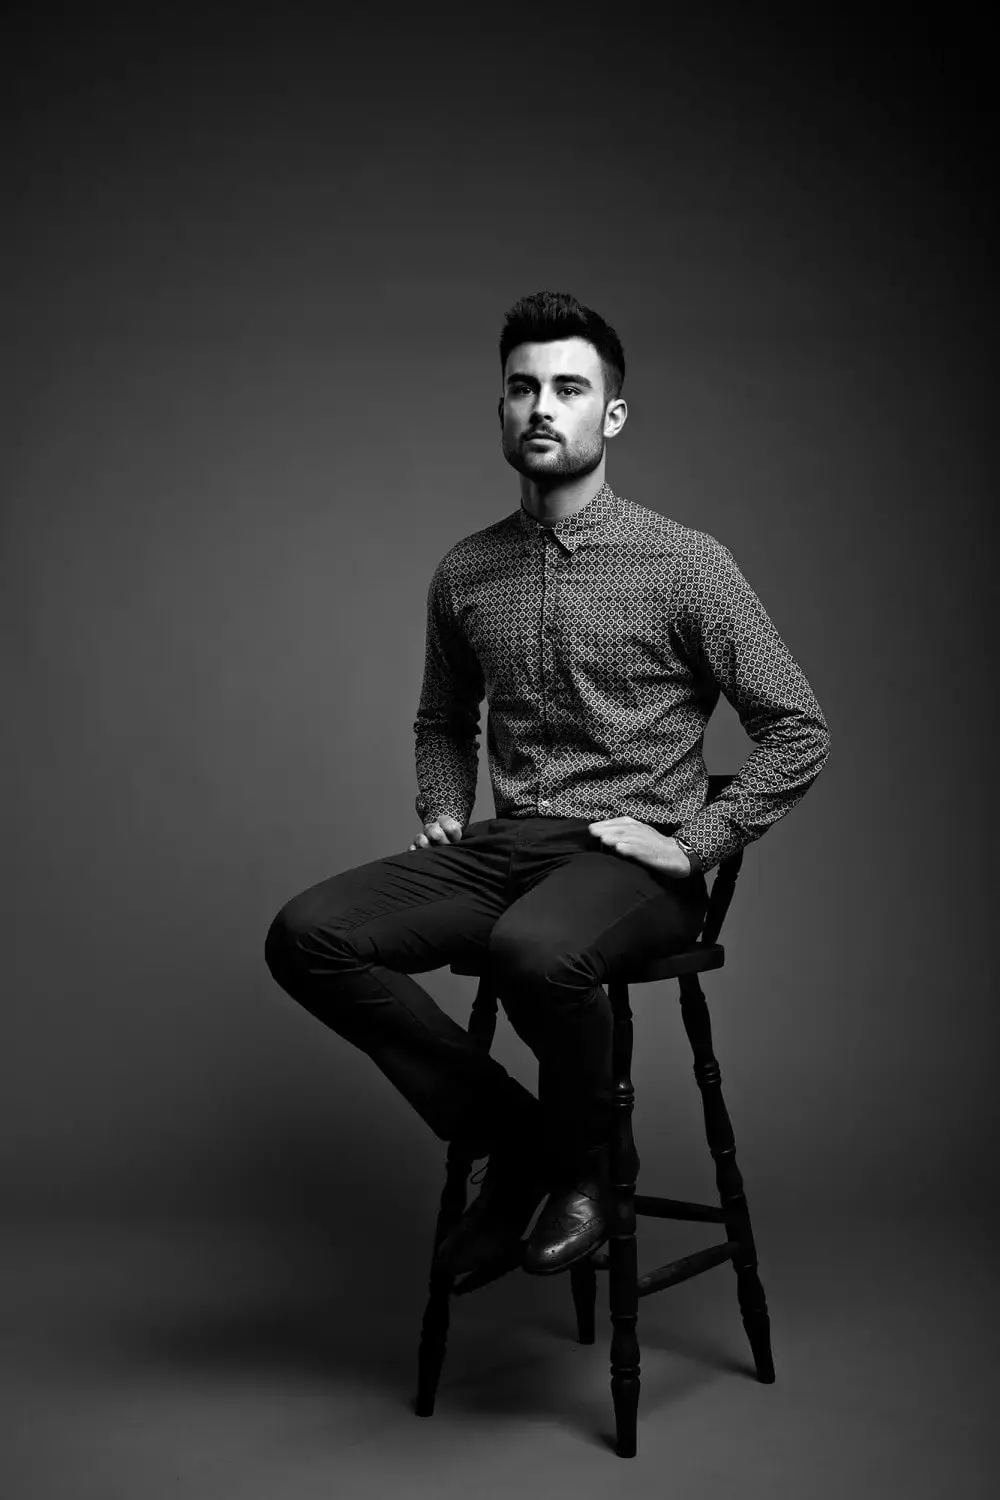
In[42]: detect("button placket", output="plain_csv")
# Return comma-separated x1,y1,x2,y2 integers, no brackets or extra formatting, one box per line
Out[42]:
538,531,561,811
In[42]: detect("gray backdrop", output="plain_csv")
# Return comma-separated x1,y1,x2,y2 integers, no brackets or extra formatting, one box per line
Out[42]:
3,9,995,1229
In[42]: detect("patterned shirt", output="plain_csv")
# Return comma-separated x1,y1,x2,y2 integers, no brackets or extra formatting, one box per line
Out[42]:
413,480,830,874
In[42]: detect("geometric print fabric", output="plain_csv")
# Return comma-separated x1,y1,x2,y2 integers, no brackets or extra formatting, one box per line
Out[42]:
414,480,831,873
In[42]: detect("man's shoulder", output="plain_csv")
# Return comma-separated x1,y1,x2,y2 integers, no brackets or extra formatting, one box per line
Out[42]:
431,510,520,582
619,497,733,565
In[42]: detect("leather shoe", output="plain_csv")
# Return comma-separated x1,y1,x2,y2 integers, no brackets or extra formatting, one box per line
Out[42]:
521,1145,612,1276
433,1151,549,1285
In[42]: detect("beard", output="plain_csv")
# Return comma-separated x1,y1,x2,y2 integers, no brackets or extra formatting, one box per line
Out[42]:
502,421,606,481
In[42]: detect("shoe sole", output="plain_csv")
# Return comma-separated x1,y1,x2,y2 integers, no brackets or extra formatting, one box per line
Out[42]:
451,1241,526,1295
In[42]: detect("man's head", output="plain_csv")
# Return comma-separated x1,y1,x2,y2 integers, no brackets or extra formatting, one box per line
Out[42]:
498,290,628,482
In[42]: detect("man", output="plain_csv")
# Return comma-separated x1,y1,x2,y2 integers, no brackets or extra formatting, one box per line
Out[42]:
264,290,831,1292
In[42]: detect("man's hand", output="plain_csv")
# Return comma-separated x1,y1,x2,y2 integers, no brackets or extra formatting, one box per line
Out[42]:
588,816,692,878
409,815,463,851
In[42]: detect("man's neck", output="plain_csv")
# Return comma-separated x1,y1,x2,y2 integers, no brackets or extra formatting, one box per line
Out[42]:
519,467,607,526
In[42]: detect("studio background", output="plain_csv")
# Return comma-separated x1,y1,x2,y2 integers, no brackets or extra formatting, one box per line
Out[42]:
3,9,995,1241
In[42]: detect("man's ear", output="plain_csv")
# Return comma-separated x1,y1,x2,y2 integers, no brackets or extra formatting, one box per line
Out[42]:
497,394,504,427
604,398,628,439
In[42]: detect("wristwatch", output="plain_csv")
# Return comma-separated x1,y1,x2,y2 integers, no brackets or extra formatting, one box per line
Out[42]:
673,836,703,874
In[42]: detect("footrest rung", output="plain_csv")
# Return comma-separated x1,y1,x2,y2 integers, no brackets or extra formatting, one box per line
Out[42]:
634,1195,727,1223
637,1240,739,1297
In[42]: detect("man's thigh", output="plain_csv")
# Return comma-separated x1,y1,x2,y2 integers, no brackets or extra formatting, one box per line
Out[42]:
272,818,512,974
489,850,709,985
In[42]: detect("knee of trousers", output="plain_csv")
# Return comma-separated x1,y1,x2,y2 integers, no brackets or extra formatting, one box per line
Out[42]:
264,902,361,991
486,927,601,1008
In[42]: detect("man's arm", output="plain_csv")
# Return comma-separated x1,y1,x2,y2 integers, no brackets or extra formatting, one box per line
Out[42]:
670,536,832,872
413,557,485,829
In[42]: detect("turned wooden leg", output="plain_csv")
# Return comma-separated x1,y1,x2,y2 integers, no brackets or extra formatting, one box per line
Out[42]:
414,1140,474,1415
608,979,641,1458
679,973,775,1383
415,975,501,1416
570,1258,597,1344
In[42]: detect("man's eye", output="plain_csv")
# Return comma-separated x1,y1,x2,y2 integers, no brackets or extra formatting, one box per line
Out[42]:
561,387,581,395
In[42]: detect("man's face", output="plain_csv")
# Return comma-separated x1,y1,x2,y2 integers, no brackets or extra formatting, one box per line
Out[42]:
499,337,622,481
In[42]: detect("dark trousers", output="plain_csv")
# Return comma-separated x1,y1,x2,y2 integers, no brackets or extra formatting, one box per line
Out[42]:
264,816,709,1175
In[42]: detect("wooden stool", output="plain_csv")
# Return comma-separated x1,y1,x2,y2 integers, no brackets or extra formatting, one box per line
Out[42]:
413,775,775,1458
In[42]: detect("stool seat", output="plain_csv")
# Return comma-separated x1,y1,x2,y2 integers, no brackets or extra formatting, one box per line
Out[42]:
450,940,725,982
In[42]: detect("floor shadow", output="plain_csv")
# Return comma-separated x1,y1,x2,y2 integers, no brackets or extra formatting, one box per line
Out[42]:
436,1313,732,1450
84,1240,754,1406
47,1107,758,1425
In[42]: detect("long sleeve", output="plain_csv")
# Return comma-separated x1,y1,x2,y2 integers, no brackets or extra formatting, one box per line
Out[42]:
413,557,485,828
670,538,831,872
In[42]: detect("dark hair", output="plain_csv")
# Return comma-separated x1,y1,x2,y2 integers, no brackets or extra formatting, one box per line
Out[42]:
498,290,626,403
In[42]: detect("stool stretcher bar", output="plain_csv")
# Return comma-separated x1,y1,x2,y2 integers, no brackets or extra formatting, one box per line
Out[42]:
633,1195,728,1223
589,1239,739,1297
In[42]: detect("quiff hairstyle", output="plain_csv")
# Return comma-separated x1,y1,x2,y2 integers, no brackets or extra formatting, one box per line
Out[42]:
498,290,626,404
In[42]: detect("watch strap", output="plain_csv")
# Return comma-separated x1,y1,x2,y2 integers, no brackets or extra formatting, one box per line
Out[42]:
673,836,703,874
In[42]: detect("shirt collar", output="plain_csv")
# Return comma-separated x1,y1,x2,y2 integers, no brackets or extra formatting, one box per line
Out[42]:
516,480,623,553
